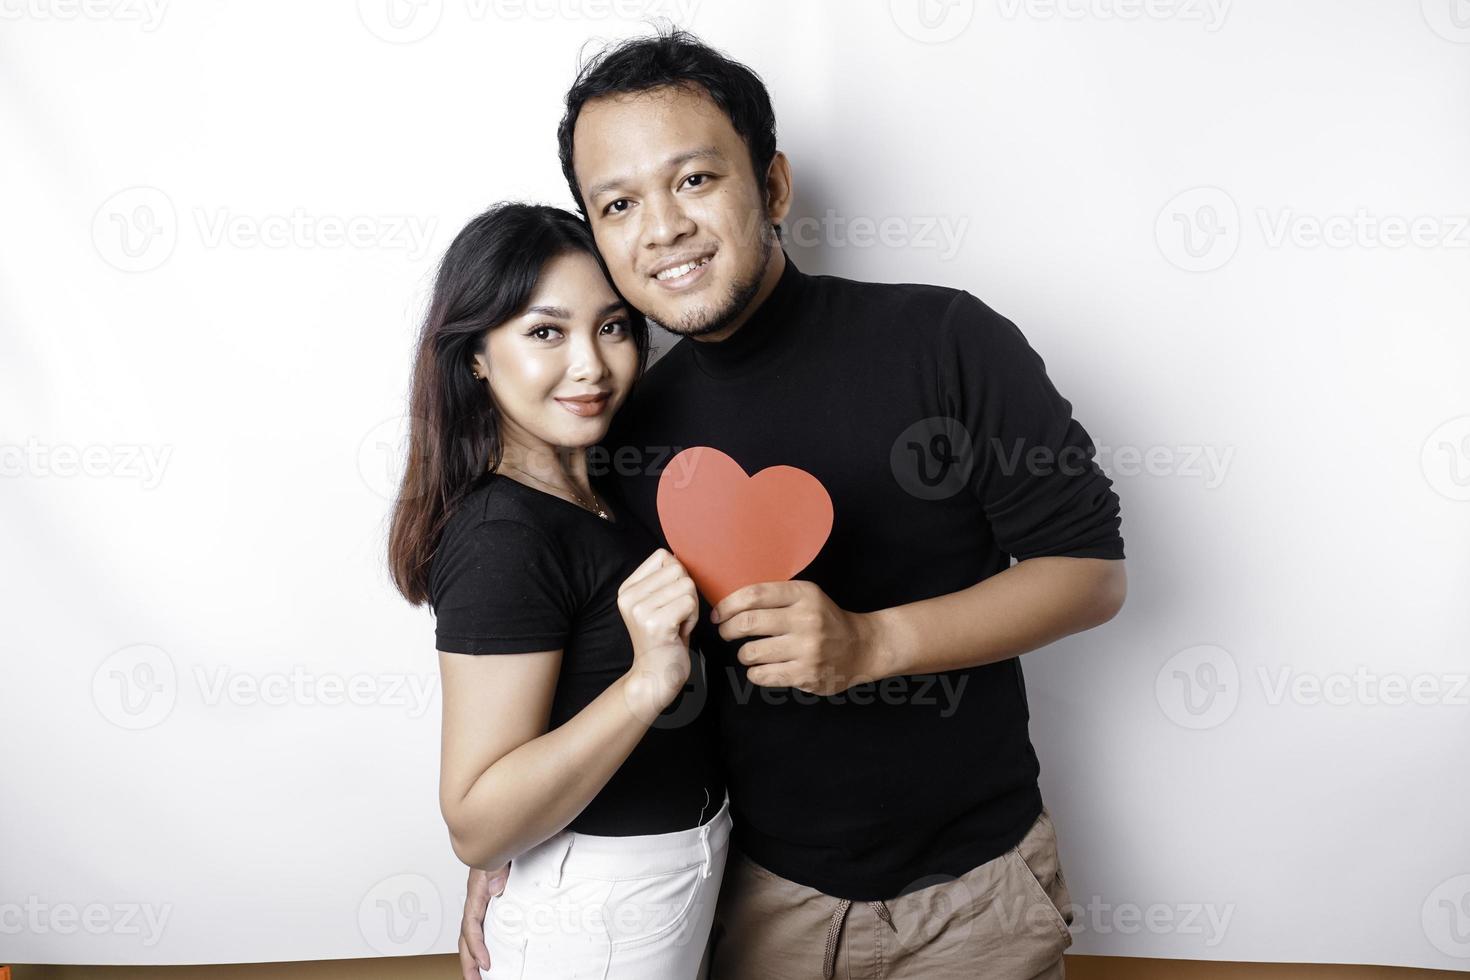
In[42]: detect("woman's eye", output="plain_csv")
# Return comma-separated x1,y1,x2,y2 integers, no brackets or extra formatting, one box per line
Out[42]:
601,319,629,336
529,325,562,341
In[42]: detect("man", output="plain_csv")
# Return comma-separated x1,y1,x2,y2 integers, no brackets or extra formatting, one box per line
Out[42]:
459,27,1125,979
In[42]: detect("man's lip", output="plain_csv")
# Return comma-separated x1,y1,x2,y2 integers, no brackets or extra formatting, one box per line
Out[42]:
648,251,715,278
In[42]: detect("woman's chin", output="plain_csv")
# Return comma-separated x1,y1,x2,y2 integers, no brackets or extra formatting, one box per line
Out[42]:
550,420,612,449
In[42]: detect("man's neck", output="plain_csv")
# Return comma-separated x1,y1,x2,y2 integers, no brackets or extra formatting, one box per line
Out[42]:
692,246,787,345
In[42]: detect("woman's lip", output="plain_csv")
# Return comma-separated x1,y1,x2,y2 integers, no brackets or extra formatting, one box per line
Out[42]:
555,394,610,417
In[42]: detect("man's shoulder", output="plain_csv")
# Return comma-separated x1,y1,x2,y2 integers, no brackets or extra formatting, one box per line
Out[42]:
812,267,962,310
807,268,1006,343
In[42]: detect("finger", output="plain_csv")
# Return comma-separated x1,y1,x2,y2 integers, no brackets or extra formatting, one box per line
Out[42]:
717,605,797,642
735,636,796,668
679,583,700,642
620,561,689,607
618,549,674,594
711,580,799,624
643,580,699,617
485,861,510,897
632,590,699,643
459,933,479,980
462,867,497,971
747,661,796,688
463,870,486,925
462,908,490,973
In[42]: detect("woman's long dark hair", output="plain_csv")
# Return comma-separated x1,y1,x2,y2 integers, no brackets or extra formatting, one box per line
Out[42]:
387,202,650,606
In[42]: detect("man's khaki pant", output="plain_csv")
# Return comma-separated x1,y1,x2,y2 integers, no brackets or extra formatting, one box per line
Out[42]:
707,806,1074,980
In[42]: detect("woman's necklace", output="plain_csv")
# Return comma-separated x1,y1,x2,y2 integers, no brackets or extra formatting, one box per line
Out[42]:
501,461,613,522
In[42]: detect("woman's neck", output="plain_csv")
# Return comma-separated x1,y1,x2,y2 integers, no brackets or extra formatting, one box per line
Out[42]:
496,440,593,500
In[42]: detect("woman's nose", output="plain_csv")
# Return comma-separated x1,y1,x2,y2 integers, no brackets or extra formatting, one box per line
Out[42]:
566,335,607,382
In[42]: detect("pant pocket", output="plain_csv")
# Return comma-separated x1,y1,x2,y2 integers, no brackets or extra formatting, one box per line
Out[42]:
1007,809,1074,945
601,862,707,949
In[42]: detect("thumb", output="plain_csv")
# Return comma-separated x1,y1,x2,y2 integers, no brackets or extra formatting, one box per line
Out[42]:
486,862,511,896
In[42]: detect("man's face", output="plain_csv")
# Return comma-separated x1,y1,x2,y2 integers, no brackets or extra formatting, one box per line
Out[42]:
572,83,780,338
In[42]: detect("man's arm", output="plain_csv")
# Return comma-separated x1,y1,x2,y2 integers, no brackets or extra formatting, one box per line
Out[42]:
710,556,1125,693
868,556,1126,675
713,288,1127,693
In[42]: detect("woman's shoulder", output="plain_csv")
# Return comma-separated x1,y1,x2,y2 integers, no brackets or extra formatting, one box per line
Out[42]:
432,479,568,587
448,474,552,531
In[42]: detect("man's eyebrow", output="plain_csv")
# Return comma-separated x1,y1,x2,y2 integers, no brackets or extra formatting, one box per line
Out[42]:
584,146,727,202
522,300,628,319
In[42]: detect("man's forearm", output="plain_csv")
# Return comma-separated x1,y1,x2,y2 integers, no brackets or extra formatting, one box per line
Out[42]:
861,557,1127,679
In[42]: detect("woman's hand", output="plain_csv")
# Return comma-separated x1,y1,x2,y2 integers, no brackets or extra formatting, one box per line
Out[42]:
616,548,698,719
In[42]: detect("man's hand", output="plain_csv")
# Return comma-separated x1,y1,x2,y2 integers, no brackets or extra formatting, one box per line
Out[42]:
710,580,888,694
458,863,509,979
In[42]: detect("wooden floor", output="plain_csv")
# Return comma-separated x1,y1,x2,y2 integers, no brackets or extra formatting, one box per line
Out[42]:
8,956,1466,979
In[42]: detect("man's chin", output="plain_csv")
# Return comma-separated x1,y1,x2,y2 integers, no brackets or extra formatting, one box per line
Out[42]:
647,306,733,338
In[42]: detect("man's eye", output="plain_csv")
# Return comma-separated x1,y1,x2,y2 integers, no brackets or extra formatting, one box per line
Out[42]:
603,199,631,216
683,174,710,189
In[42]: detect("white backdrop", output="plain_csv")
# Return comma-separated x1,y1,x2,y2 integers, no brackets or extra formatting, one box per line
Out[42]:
2,0,1468,970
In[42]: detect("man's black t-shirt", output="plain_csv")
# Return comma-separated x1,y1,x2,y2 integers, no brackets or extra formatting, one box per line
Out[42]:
429,474,725,836
597,252,1124,899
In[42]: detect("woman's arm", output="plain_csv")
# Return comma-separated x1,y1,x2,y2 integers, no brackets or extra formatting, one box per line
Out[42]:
437,548,698,871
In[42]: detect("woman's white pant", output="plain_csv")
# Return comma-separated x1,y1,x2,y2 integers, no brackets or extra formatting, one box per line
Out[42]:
480,794,731,980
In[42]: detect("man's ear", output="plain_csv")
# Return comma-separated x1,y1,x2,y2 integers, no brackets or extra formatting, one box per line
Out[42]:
764,150,793,228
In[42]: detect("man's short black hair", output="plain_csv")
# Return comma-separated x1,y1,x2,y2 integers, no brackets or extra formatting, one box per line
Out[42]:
557,25,778,219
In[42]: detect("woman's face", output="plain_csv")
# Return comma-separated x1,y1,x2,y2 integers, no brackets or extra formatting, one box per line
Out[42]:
474,250,639,457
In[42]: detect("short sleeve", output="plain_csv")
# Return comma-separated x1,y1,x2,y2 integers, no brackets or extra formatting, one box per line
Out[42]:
938,290,1125,562
431,518,575,654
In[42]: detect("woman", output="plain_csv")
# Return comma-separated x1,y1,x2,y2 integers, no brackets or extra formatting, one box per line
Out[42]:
387,202,729,979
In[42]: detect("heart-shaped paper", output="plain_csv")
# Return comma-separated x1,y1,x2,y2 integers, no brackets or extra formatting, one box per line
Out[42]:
656,447,834,605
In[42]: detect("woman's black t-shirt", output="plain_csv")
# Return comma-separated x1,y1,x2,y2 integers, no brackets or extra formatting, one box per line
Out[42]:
429,472,724,836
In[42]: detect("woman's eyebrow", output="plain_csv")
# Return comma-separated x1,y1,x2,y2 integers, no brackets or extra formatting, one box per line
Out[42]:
523,300,627,319
585,146,726,201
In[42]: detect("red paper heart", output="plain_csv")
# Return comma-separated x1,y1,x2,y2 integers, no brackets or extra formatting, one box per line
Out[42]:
656,447,834,605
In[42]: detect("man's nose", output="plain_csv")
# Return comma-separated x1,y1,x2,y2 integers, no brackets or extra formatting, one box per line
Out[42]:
643,193,696,248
